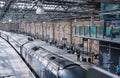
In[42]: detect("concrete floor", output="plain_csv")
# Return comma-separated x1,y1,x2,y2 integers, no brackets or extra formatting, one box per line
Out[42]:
0,37,35,78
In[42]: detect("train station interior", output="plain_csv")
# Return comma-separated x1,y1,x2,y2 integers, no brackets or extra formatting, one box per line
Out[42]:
0,0,120,78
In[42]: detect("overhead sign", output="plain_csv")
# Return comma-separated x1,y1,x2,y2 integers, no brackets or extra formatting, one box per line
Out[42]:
62,37,67,41
78,44,83,47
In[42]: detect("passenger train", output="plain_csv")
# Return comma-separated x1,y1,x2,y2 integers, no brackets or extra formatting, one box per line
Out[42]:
0,31,119,78
22,42,86,78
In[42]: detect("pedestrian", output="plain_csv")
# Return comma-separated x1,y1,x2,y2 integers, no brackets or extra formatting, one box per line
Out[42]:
116,65,120,76
109,24,113,39
49,40,52,45
54,40,57,46
34,32,38,40
76,49,80,61
63,43,66,48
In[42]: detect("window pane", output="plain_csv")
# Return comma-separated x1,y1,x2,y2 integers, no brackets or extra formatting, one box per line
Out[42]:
75,26,79,35
91,26,96,37
97,26,103,38
79,26,84,36
85,26,89,37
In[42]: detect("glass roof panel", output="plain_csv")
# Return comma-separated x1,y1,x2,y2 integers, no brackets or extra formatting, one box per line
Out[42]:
43,4,63,10
0,1,5,8
12,2,34,9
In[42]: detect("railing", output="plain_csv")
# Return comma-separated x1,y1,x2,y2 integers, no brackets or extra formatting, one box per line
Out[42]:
75,26,120,42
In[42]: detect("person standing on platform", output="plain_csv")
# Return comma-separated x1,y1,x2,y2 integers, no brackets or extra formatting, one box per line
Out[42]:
109,24,113,40
76,49,80,61
116,65,120,76
34,32,38,40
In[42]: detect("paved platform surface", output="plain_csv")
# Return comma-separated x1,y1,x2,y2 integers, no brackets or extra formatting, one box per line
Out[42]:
0,37,35,78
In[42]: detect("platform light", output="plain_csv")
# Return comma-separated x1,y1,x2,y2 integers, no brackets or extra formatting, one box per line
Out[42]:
43,21,45,24
8,19,12,22
36,7,45,14
74,19,77,22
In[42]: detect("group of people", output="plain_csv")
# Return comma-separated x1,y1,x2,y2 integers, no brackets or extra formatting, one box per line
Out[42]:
33,32,120,76
75,48,120,76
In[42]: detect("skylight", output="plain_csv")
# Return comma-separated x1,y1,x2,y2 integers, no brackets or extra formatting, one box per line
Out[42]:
0,1,5,8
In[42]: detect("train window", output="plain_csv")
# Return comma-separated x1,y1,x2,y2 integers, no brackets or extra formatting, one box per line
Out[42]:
44,70,57,78
32,46,40,51
58,66,86,78
58,69,73,78
50,56,56,60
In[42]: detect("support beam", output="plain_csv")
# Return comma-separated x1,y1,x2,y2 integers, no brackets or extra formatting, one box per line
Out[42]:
70,21,73,45
0,0,15,20
52,22,55,41
42,22,44,40
88,0,120,4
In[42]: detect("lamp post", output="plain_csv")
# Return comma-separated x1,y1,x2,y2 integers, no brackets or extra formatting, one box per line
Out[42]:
8,19,12,32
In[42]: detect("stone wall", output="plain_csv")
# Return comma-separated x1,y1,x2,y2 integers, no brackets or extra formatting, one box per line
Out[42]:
0,23,19,31
0,18,100,54
20,19,100,52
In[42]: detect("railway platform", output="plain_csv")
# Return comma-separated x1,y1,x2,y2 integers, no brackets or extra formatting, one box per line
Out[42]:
0,31,98,70
1,31,120,77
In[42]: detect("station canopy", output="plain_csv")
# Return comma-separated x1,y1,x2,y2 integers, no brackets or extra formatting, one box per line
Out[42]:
0,0,119,23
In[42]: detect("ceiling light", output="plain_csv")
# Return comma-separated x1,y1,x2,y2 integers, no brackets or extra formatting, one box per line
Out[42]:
8,19,12,22
43,21,45,23
74,19,77,22
36,7,45,14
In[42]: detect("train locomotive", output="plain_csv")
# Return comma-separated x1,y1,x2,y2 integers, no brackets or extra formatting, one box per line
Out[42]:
21,41,86,78
20,39,119,78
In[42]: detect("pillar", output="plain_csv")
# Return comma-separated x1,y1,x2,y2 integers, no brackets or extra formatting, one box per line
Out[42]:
70,21,73,45
45,24,47,40
91,13,94,26
90,13,94,37
52,22,55,41
42,22,44,40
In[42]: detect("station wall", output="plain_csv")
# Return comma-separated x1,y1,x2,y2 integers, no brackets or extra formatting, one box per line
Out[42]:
0,18,100,54
0,23,19,31
20,18,100,45
0,23,4,30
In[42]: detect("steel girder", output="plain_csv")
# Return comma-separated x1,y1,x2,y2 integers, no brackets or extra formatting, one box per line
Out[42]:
87,0,120,4
0,0,16,20
0,0,100,23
